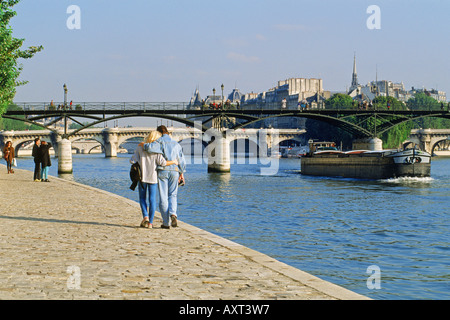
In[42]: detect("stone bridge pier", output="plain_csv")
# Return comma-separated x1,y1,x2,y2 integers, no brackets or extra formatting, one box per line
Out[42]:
205,128,283,173
102,127,120,158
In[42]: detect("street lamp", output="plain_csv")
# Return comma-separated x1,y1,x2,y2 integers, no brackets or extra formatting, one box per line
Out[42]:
63,83,68,136
63,84,68,109
221,84,224,107
213,88,216,104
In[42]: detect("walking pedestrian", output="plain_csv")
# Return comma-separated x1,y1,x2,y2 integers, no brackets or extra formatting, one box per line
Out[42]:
142,125,186,229
39,141,52,182
2,141,15,174
131,131,178,229
32,138,41,181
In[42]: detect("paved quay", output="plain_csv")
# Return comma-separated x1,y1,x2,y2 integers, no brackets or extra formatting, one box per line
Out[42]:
0,165,369,300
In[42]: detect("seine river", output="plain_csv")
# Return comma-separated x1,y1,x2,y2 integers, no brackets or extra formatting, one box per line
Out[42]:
16,154,450,300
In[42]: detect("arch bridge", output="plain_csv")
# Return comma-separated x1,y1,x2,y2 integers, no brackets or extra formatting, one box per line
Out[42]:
405,129,450,154
0,126,305,174
4,102,450,138
2,102,450,172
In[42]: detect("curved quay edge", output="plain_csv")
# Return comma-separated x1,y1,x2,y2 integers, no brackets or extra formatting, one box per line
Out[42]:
1,164,370,300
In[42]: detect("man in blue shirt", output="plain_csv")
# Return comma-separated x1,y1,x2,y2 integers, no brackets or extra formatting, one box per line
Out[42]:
143,125,186,229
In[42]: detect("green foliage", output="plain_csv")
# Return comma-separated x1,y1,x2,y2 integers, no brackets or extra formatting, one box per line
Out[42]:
325,93,354,109
380,122,415,149
308,94,450,149
406,92,440,110
372,96,407,111
0,103,42,130
69,121,93,130
0,0,43,115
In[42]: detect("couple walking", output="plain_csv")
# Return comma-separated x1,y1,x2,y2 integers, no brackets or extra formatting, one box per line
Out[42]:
32,138,52,182
131,125,186,229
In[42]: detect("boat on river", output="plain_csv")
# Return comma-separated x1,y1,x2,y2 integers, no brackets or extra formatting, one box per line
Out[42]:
301,143,431,179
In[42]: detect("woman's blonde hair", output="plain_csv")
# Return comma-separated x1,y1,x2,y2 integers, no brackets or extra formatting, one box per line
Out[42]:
144,131,162,144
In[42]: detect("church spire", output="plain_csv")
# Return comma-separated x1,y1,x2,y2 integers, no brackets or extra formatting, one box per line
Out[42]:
351,53,358,90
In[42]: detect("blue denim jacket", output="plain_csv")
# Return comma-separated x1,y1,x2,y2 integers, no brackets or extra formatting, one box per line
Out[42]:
143,134,186,173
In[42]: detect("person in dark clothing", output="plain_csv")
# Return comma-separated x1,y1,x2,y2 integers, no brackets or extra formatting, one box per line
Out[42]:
32,138,41,181
39,141,52,182
3,141,15,174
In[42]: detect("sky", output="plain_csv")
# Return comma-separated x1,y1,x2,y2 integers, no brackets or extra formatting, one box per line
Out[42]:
10,0,450,108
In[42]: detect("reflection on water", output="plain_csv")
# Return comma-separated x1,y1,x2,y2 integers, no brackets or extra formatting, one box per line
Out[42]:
14,154,450,300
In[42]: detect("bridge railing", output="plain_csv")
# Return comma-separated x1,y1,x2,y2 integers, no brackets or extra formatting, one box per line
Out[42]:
12,102,190,112
10,102,450,114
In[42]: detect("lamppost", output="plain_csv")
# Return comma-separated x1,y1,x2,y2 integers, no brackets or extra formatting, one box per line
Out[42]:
213,88,216,105
63,84,68,136
221,84,224,107
63,84,68,109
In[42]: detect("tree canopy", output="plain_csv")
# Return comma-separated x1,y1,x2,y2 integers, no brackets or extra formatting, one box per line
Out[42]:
324,93,354,109
307,94,449,149
0,103,42,130
406,92,440,110
0,0,43,115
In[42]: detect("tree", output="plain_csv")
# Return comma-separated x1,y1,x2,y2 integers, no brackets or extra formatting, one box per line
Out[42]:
406,92,440,111
325,93,354,110
372,96,406,111
0,103,42,130
0,0,43,115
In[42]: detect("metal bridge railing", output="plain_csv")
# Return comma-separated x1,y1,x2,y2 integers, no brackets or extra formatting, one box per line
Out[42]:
13,102,190,112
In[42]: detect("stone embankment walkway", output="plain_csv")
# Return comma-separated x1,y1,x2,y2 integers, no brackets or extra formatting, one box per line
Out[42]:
0,165,368,300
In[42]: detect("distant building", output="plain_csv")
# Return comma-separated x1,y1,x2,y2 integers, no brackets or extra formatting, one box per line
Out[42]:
409,87,447,103
227,88,244,105
349,80,412,103
347,55,446,103
187,77,330,128
187,87,238,109
240,78,330,110
238,77,330,128
187,88,203,108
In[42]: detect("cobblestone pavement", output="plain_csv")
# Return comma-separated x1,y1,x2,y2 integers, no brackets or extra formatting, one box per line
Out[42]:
0,165,368,300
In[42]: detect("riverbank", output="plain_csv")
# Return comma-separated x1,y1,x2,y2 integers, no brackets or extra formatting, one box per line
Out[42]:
0,164,368,300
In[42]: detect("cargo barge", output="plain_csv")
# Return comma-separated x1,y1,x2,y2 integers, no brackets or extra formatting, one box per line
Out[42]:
301,147,431,180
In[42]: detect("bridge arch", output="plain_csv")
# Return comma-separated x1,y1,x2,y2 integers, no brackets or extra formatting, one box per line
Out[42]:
69,137,104,154
431,137,450,154
67,114,210,138
177,137,208,162
231,113,374,138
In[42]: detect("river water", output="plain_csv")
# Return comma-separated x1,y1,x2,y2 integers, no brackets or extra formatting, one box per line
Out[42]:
13,154,450,300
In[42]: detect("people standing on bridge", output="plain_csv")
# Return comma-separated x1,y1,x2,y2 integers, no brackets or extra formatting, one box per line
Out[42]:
32,138,41,181
3,141,15,174
39,141,52,182
131,131,178,229
142,125,186,229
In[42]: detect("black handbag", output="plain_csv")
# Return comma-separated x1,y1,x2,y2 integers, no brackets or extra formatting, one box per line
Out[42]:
129,162,142,191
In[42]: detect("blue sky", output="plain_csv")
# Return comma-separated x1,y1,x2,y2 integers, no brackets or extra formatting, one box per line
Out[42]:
11,0,450,104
